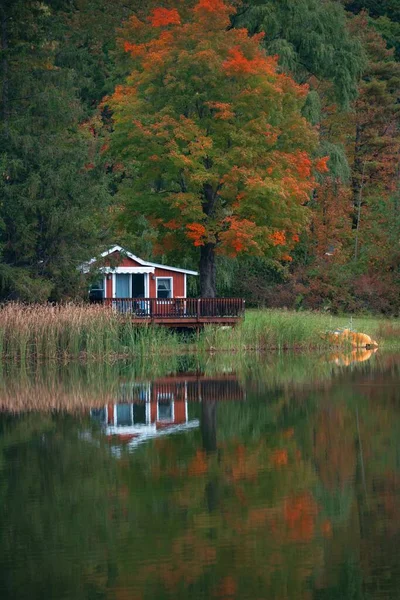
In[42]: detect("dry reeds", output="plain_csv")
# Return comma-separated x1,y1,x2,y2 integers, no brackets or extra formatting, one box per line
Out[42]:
0,303,179,361
0,304,397,362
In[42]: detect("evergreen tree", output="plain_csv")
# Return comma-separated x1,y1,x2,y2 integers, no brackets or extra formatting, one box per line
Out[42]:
0,0,110,301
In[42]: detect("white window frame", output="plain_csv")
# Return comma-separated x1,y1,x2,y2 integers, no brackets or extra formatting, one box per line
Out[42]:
103,275,107,299
156,392,175,422
156,277,173,299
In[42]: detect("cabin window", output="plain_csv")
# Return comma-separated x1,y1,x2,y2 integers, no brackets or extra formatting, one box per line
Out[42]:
157,278,172,299
89,279,104,303
115,404,133,427
157,393,174,422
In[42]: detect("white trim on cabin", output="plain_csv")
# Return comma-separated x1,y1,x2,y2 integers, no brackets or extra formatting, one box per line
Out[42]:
105,420,200,449
184,390,188,422
106,424,157,436
86,245,198,276
145,259,197,276
102,266,154,274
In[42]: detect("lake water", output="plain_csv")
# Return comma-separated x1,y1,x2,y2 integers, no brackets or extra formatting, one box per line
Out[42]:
0,350,399,600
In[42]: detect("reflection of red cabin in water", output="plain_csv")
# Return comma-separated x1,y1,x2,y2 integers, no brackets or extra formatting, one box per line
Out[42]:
91,375,244,449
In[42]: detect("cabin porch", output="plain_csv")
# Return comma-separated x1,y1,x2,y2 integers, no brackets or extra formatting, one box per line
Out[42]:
101,297,245,327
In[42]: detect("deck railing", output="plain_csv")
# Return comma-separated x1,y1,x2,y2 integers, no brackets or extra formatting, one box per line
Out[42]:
102,297,245,319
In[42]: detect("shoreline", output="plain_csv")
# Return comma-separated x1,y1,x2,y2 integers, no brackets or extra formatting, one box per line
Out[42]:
0,304,398,362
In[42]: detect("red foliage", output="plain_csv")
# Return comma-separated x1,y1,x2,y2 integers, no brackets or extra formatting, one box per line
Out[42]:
223,47,277,77
206,101,234,120
186,223,207,246
219,217,260,256
270,231,286,246
164,219,180,230
188,449,208,476
271,449,288,466
194,0,234,16
315,156,330,173
124,41,146,57
148,8,181,27
284,493,319,541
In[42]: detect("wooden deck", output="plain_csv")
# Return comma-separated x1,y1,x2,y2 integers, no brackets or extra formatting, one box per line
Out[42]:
102,297,245,327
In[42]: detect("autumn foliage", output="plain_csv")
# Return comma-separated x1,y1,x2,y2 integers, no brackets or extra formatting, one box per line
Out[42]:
108,0,320,294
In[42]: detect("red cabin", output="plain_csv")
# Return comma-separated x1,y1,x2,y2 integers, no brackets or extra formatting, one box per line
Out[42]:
85,245,245,326
86,245,197,302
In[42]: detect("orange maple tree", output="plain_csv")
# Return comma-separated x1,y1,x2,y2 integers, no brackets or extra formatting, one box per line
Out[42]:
107,1,321,296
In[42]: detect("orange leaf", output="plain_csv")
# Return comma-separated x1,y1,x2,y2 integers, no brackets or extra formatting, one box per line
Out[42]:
186,223,207,246
149,8,181,27
315,156,330,173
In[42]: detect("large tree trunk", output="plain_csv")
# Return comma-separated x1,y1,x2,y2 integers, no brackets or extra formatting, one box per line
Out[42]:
199,182,217,298
199,242,216,298
351,123,364,230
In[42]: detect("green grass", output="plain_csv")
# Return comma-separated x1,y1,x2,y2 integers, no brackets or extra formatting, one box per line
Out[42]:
197,309,400,353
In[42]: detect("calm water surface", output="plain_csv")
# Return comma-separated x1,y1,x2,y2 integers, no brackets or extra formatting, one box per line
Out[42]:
0,351,399,600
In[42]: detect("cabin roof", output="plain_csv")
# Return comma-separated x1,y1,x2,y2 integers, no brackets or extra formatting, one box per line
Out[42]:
84,245,198,276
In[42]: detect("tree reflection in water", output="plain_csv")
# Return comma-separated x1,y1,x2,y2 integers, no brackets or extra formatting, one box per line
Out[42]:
0,351,398,600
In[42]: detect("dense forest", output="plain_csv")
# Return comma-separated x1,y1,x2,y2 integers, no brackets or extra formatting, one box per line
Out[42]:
0,0,399,312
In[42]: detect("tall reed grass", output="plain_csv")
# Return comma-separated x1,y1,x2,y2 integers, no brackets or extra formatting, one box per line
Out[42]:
0,304,398,362
0,303,180,361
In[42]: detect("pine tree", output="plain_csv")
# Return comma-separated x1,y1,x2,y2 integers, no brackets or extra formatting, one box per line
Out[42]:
0,0,110,301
